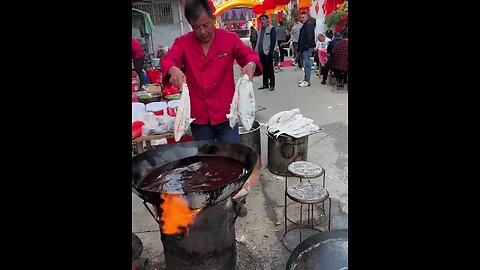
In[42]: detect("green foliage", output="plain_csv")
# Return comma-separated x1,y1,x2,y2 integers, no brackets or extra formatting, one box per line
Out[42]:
324,11,343,27
287,6,298,31
324,0,348,27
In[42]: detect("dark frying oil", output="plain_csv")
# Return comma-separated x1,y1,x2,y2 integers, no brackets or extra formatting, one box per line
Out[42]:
140,156,246,194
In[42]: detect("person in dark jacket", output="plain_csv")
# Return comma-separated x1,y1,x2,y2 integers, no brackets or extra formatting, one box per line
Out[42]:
321,32,342,84
249,26,258,49
297,11,315,87
329,30,348,87
255,14,277,91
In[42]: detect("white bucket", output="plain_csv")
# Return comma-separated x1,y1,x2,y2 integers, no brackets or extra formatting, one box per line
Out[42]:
132,102,146,122
146,101,167,114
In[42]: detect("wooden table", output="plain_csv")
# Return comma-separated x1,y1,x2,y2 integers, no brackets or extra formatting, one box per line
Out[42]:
132,131,192,154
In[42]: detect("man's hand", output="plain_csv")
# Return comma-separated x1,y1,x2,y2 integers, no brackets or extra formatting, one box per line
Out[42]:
168,66,186,89
241,62,256,80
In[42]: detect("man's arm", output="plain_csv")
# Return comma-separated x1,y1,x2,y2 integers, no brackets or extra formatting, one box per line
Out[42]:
269,27,276,55
305,23,315,49
160,39,185,87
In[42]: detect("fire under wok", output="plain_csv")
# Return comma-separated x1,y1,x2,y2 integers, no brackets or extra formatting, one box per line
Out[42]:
132,140,258,209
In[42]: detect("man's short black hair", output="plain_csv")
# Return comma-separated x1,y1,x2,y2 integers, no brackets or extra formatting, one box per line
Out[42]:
300,11,308,16
185,0,214,23
259,14,269,20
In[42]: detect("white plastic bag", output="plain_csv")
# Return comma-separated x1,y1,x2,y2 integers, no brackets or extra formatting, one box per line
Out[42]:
173,83,195,142
237,74,255,131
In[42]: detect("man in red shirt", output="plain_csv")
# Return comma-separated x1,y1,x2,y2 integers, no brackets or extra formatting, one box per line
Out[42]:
132,37,145,89
161,0,262,143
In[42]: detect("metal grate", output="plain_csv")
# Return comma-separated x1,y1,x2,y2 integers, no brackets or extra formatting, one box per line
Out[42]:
133,1,174,25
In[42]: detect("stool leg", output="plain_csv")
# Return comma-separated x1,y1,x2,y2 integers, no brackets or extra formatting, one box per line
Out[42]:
284,175,287,234
311,203,314,229
299,203,303,243
327,197,332,231
284,191,287,235
307,204,310,227
322,171,326,188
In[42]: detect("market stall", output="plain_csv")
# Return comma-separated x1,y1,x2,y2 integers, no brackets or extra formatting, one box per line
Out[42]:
132,72,193,155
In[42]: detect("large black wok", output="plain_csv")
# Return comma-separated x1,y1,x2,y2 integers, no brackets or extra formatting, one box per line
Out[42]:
132,140,258,209
286,229,348,270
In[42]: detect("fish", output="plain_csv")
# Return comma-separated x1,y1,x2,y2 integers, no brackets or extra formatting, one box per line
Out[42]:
226,76,241,128
289,123,321,138
173,83,195,142
237,74,255,131
267,108,301,133
274,116,313,137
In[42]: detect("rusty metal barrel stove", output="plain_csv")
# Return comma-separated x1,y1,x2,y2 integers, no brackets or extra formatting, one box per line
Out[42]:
157,198,237,270
132,141,258,270
267,132,309,176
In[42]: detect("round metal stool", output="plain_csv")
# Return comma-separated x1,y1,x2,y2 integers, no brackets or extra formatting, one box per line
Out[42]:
283,162,331,251
284,161,326,226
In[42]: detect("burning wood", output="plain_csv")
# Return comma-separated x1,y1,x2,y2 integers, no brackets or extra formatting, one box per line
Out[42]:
160,193,201,235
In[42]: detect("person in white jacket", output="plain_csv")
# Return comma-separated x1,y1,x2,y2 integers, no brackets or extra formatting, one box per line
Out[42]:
313,33,331,75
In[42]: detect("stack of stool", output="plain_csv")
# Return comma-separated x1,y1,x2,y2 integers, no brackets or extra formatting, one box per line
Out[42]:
283,161,332,251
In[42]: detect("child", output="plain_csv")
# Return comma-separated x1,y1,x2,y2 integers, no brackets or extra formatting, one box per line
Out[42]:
273,43,283,73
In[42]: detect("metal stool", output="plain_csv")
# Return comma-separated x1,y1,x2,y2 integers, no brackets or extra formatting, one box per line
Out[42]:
283,161,332,251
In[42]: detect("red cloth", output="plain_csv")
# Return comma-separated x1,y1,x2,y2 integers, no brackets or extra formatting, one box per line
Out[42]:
161,29,263,125
318,48,328,66
132,37,144,60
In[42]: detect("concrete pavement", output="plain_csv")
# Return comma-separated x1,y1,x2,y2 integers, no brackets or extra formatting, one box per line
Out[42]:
132,56,348,269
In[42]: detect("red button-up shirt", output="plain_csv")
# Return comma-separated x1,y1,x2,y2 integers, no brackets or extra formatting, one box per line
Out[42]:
132,37,144,60
161,29,263,125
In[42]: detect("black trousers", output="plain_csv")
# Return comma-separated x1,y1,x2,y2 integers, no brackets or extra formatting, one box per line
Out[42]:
321,66,330,82
292,42,298,58
251,41,256,50
313,50,320,68
277,40,285,63
259,53,275,87
133,57,145,87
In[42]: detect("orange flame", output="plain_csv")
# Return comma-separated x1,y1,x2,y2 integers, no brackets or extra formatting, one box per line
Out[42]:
160,193,201,235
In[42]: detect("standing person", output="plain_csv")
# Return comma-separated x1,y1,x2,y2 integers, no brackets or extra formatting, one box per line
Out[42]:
276,20,287,70
249,26,258,49
255,14,276,91
297,11,315,87
132,36,145,89
160,0,263,143
290,18,302,65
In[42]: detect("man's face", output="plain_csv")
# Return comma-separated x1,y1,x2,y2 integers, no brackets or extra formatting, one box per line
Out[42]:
260,17,269,28
300,13,308,24
190,11,216,44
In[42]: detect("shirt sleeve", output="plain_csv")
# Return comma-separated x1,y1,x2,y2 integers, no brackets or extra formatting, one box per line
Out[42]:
132,37,145,60
269,27,276,55
160,39,185,84
232,37,263,77
306,23,314,48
